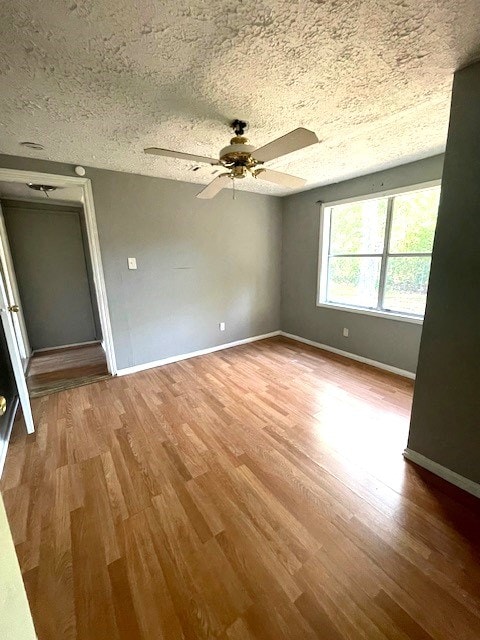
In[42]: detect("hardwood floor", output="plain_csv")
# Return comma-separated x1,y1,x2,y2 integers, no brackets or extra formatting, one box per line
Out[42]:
27,342,110,397
2,336,480,639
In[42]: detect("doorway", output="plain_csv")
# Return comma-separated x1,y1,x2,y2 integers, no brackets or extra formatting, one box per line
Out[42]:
0,169,116,410
1,197,110,396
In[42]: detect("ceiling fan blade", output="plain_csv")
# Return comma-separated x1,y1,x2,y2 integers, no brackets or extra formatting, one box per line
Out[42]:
196,174,231,199
252,128,319,163
144,147,218,165
255,168,306,189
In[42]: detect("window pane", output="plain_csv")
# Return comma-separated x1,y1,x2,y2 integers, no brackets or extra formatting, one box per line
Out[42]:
383,256,431,316
327,257,381,308
389,188,440,253
329,198,387,255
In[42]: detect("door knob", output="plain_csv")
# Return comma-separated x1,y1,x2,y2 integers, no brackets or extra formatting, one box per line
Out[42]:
0,396,6,416
8,304,19,313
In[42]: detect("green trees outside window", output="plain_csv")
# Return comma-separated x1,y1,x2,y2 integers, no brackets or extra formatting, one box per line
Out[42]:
322,186,440,317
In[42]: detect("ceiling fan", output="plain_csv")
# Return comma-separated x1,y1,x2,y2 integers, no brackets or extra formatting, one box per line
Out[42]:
144,119,319,199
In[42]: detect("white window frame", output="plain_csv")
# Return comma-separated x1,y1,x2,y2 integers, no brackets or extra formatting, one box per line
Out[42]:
317,180,441,325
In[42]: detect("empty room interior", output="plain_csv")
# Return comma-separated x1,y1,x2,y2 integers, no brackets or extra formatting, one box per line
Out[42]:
0,2,479,639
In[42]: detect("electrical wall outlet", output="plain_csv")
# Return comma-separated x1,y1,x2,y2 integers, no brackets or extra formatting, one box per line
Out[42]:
127,257,137,270
219,322,226,331
343,327,349,337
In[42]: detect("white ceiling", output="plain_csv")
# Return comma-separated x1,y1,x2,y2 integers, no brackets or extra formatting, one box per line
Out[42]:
0,1,479,196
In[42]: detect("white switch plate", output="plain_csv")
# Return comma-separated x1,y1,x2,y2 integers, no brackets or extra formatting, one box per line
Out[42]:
343,327,349,337
219,322,226,331
127,257,137,270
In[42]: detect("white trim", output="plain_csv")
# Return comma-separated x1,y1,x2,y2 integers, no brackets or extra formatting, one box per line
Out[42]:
33,340,100,354
315,302,424,325
117,331,281,376
0,396,18,478
0,168,117,375
317,202,330,307
82,178,117,375
280,331,416,379
0,169,93,189
318,179,442,208
403,448,480,499
22,355,30,374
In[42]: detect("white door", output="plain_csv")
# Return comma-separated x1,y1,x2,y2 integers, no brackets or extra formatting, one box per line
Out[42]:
0,269,34,434
0,205,31,367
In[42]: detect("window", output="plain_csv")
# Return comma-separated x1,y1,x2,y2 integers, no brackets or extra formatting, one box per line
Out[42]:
318,184,441,321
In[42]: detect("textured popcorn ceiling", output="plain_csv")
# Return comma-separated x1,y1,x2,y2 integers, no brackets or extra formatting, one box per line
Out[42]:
1,1,479,196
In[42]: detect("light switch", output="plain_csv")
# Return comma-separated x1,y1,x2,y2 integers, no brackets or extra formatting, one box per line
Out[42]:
127,257,137,270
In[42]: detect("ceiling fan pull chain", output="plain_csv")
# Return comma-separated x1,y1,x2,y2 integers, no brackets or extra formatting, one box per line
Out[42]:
233,177,236,200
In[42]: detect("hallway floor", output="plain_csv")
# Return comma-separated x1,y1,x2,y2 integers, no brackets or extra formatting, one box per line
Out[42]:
27,342,110,397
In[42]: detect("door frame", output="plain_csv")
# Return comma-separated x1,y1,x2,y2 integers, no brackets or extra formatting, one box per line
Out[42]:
0,168,117,375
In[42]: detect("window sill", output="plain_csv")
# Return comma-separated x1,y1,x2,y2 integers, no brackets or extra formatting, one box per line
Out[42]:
316,301,424,325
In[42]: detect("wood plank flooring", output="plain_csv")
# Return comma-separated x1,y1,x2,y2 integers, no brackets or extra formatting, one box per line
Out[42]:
2,336,480,639
27,343,110,397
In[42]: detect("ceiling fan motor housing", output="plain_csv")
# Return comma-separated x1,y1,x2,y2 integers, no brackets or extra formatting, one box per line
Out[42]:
219,136,257,170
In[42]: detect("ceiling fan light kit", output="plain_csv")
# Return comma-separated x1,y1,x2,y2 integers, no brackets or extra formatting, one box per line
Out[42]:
144,120,319,199
26,183,58,198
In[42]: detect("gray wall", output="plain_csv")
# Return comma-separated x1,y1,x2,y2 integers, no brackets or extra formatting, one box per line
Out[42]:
0,156,282,369
407,62,480,484
281,155,444,373
2,200,98,350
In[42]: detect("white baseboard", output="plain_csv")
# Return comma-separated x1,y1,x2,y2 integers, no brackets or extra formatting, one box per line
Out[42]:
0,396,19,478
116,331,281,377
403,448,480,499
280,331,416,380
33,340,100,354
